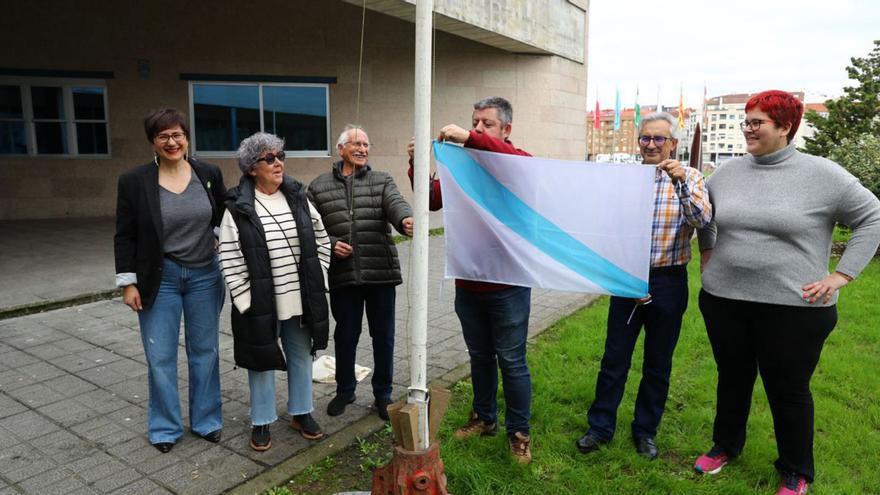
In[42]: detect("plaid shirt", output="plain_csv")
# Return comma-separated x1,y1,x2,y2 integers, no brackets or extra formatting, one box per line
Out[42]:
651,167,713,267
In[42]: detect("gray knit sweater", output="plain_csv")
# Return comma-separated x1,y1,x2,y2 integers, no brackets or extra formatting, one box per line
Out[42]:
697,143,880,307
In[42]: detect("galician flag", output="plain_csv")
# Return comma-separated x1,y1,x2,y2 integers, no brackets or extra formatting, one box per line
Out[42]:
432,141,653,298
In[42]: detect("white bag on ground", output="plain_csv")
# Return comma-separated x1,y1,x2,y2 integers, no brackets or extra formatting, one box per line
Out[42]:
312,355,372,384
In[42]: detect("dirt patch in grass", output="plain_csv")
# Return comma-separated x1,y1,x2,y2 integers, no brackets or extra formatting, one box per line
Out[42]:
266,425,394,495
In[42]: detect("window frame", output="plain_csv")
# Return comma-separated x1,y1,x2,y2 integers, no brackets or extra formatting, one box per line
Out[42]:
0,76,110,158
188,81,331,158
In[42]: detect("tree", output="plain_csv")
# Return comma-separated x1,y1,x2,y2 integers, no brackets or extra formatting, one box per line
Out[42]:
803,40,880,157
828,133,880,199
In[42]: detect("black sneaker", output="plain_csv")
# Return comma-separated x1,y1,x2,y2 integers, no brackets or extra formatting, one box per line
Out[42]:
327,393,356,416
291,413,325,440
374,397,392,421
250,424,271,451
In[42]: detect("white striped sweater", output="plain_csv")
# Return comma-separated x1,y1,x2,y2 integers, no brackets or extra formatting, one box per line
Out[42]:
219,189,331,320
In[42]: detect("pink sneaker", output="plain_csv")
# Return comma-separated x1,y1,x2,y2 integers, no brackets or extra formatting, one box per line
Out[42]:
694,445,729,474
776,471,809,495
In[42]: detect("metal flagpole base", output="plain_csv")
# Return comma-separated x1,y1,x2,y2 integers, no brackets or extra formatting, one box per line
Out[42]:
371,443,449,495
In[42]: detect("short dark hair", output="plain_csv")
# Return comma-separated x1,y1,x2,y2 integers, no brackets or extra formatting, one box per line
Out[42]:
143,108,190,142
474,96,513,125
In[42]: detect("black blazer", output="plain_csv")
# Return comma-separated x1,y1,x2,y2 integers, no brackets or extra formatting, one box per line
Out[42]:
114,158,226,310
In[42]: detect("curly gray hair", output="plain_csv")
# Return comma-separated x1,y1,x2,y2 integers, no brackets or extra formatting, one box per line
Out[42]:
236,132,285,174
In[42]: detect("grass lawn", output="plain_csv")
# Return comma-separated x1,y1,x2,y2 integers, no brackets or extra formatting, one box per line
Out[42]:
437,254,880,495
272,251,879,494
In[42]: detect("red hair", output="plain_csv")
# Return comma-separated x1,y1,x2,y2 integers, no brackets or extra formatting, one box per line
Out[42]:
745,90,804,143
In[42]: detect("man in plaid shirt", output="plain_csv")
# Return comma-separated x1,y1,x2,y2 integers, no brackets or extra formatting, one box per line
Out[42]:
576,112,712,460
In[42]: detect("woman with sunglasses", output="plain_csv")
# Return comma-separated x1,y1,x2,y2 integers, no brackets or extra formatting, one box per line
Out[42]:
219,132,331,451
114,108,226,453
693,90,880,494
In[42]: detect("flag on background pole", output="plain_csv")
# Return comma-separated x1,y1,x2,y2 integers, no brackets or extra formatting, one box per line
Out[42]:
677,86,685,129
633,87,641,130
689,122,702,169
432,141,653,297
593,98,600,129
613,88,621,130
702,83,708,125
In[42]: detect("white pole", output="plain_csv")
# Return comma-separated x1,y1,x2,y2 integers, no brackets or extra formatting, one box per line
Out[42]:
409,0,433,451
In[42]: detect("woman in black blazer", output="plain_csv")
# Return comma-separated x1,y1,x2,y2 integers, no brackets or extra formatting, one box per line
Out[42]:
114,108,226,453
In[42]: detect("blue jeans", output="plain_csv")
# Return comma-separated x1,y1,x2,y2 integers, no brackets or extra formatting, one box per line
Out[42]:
330,284,396,401
137,257,224,444
455,286,532,437
248,316,315,425
587,268,688,441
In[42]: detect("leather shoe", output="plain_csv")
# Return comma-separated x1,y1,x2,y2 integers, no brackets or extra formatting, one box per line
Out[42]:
374,397,392,421
635,436,658,460
153,442,174,453
575,432,606,454
196,429,222,443
327,393,356,416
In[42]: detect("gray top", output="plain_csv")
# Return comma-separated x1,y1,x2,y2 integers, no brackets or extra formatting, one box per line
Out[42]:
698,143,880,307
159,173,215,268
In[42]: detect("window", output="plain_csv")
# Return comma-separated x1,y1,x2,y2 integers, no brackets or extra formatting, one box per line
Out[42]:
720,114,727,120
0,80,108,156
719,123,727,129
190,82,330,157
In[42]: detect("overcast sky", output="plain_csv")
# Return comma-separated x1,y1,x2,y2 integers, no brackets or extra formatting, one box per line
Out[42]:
587,0,879,110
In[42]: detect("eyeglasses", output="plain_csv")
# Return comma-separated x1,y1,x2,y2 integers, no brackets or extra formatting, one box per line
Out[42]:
739,119,773,131
346,140,371,149
638,135,672,146
155,132,186,144
256,151,285,165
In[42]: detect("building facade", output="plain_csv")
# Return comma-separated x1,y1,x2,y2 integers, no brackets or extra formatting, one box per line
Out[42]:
0,0,590,220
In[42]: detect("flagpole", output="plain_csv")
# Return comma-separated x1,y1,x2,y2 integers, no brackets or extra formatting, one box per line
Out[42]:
409,0,432,450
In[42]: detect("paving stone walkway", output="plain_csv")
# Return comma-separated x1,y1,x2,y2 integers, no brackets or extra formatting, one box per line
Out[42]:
0,219,594,495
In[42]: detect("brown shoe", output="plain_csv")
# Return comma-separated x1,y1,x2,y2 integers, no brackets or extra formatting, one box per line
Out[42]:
250,424,271,451
291,413,325,440
453,411,498,440
509,432,532,464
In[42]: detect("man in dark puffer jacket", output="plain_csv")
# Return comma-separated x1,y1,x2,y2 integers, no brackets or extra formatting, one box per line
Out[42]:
307,124,413,420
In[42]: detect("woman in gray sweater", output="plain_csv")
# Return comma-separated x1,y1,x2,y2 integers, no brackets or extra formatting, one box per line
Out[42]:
693,90,880,495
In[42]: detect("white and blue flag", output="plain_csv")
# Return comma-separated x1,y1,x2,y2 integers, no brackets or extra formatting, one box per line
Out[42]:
432,141,654,298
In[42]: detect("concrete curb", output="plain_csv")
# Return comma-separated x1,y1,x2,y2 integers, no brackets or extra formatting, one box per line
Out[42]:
0,289,119,320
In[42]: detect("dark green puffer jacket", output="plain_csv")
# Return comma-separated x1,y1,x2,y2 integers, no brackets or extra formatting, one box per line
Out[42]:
307,161,412,289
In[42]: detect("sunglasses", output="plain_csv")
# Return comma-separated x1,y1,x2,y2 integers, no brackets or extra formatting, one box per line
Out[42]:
638,135,672,146
256,151,285,165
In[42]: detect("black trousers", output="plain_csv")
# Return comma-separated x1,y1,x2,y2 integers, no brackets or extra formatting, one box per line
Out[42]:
587,267,689,441
699,289,837,482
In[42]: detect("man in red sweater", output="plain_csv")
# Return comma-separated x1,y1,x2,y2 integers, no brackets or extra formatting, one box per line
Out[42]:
407,97,534,463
